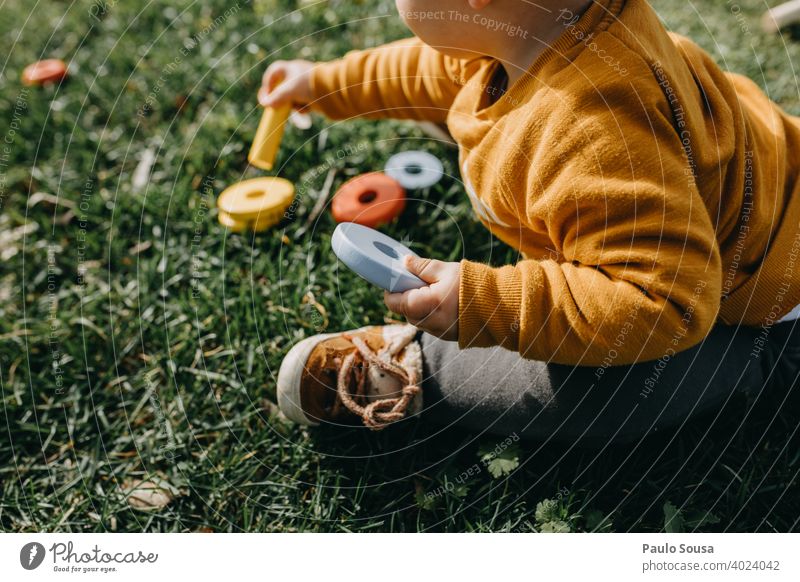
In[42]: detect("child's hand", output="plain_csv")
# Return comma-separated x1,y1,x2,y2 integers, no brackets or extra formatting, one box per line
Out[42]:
383,256,460,341
258,60,314,109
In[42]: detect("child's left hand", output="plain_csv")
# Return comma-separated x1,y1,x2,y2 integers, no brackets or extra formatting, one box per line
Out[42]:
383,256,460,341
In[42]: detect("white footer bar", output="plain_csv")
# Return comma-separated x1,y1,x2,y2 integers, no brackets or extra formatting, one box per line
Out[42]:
1,533,797,581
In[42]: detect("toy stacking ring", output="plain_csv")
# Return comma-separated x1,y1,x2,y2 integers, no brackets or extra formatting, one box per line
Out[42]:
384,151,444,190
331,172,406,228
217,177,295,233
21,59,68,86
332,222,425,293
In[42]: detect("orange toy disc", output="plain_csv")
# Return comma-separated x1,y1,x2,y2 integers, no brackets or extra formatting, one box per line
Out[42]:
22,59,68,86
331,172,406,228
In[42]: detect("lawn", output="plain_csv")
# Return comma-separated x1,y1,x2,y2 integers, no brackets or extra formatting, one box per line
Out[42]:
1,0,799,532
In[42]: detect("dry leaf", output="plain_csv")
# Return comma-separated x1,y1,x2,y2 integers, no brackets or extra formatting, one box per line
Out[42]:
128,240,152,255
123,479,175,511
0,221,38,261
28,191,77,209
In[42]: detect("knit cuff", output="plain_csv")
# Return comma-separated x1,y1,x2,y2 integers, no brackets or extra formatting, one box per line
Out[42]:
458,260,523,351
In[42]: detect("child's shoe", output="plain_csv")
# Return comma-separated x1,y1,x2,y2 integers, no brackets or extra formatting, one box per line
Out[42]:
277,324,423,430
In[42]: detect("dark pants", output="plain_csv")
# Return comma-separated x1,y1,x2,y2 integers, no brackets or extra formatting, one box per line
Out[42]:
420,321,800,443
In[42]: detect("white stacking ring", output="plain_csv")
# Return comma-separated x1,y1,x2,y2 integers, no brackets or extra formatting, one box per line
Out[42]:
331,223,426,293
384,151,444,190
289,110,312,130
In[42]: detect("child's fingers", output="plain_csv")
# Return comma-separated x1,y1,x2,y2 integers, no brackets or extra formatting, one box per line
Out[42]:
383,287,437,320
257,86,271,106
259,83,292,108
383,290,405,315
404,255,445,284
261,61,287,92
259,63,289,106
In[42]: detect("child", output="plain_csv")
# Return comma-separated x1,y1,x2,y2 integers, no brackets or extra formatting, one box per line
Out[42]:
268,0,800,441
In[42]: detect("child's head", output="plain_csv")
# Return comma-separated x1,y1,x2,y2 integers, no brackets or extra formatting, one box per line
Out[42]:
395,0,590,60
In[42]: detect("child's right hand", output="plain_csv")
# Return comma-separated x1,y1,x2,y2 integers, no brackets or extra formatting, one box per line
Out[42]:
258,59,315,110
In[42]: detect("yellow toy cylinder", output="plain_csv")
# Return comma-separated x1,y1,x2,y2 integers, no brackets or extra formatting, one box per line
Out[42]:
248,104,290,171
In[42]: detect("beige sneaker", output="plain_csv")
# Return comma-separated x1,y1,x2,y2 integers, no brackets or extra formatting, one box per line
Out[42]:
277,324,423,430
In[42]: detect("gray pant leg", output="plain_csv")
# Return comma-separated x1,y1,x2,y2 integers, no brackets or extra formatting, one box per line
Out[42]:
420,323,774,444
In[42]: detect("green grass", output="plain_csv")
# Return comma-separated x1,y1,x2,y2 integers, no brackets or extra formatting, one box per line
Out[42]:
1,0,799,532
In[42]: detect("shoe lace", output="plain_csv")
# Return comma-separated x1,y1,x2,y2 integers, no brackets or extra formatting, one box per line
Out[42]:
332,333,420,431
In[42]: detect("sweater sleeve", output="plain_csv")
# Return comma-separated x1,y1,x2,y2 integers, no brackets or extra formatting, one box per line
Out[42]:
457,90,723,366
309,37,481,122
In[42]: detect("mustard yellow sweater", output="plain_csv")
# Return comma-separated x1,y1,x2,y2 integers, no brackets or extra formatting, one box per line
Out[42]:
310,0,800,365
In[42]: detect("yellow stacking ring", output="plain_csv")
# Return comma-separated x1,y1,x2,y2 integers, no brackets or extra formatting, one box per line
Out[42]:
217,177,295,232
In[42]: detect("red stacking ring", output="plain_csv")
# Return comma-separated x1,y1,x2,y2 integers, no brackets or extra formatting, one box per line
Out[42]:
22,59,68,86
331,172,406,228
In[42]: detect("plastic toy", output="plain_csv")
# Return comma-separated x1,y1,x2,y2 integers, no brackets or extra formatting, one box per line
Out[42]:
762,0,800,32
217,177,295,232
248,103,291,171
217,95,293,231
331,222,426,292
385,151,444,190
289,110,312,130
21,59,68,86
331,172,406,228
